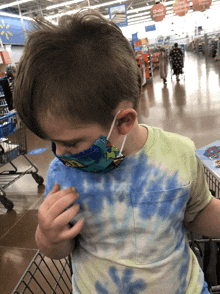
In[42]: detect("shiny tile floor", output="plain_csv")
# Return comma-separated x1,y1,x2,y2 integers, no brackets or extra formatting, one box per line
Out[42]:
1,51,220,294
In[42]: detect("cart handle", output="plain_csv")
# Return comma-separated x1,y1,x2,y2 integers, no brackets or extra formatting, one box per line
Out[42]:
0,111,17,122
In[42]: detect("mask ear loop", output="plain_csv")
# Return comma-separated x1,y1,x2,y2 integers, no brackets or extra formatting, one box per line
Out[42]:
107,109,123,141
106,109,127,157
118,134,127,157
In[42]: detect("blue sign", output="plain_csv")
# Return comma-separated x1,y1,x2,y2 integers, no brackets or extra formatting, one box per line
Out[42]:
28,148,48,155
132,32,138,41
109,4,128,27
0,15,31,45
134,46,141,51
145,25,156,32
130,40,134,47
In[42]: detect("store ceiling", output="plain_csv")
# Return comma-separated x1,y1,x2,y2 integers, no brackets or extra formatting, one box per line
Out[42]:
0,0,219,26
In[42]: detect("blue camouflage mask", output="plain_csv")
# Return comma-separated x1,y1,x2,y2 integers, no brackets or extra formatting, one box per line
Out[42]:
51,110,127,173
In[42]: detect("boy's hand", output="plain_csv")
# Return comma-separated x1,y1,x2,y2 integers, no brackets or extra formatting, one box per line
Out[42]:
37,183,84,247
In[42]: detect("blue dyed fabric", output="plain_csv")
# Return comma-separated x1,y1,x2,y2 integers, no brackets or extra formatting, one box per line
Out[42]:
45,125,213,294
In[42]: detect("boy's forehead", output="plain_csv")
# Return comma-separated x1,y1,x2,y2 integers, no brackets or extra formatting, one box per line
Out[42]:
41,114,106,141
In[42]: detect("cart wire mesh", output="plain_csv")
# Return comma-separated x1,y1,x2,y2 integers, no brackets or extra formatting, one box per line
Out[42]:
189,165,220,293
12,251,73,294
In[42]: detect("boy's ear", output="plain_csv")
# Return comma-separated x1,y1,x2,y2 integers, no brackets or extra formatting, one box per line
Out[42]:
117,109,137,135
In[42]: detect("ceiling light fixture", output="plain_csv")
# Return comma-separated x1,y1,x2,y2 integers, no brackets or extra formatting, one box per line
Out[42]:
46,0,85,10
0,11,31,19
0,0,34,10
128,11,150,18
128,15,151,22
46,0,126,20
46,0,126,11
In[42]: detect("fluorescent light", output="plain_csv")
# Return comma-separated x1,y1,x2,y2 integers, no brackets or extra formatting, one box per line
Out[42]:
127,6,153,14
129,20,150,26
45,9,78,20
129,18,151,25
0,11,31,19
128,15,151,22
128,11,150,19
88,0,126,10
46,0,126,20
46,0,85,10
0,0,33,10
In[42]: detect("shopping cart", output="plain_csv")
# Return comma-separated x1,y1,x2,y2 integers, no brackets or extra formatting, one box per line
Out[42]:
189,166,220,294
0,111,44,211
12,251,73,294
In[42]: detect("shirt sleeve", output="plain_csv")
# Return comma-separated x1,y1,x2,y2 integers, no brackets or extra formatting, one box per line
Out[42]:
45,163,56,199
184,156,213,223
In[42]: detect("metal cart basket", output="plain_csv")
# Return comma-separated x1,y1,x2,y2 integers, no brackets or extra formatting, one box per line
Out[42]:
0,111,44,211
189,166,220,294
12,251,73,294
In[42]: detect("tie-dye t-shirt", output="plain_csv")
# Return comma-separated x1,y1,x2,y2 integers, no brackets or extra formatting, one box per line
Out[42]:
45,125,213,294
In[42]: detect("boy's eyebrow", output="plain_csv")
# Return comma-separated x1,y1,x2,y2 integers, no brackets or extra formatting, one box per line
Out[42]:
51,137,86,145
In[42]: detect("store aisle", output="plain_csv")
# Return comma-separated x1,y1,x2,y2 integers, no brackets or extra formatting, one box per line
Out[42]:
1,51,220,294
139,51,220,149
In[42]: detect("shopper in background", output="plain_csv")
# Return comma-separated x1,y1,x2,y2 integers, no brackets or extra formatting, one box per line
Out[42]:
169,42,184,81
14,9,218,294
158,47,168,84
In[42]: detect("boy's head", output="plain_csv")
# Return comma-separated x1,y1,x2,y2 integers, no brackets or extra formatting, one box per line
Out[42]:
14,9,142,139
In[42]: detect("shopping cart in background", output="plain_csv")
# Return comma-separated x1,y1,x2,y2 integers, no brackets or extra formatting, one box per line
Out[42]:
12,251,73,294
0,111,44,211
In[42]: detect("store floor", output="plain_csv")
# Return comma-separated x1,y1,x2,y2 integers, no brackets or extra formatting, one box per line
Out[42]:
1,51,220,294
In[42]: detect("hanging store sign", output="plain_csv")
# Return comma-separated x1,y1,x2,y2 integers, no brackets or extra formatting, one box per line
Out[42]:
133,38,149,47
173,0,190,16
141,38,149,45
109,4,128,27
0,16,30,45
150,3,166,22
192,0,212,11
132,32,138,41
145,24,156,32
134,39,142,47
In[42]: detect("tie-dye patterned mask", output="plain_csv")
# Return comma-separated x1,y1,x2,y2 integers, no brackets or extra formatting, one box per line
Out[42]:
51,110,127,173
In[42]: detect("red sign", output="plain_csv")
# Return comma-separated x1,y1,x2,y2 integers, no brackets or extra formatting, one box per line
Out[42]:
173,0,190,16
134,40,142,47
151,3,166,22
192,0,212,11
134,38,149,47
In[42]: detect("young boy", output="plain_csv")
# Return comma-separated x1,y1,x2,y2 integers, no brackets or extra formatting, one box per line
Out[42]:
14,10,220,294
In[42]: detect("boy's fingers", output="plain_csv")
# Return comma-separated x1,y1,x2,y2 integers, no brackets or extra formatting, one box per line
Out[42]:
62,218,84,241
54,204,80,228
44,186,78,211
47,183,60,196
48,192,79,219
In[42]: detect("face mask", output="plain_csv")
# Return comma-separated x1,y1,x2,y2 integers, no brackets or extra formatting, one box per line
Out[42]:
51,110,127,173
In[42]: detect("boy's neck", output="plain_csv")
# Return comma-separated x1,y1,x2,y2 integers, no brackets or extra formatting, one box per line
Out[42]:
123,121,148,157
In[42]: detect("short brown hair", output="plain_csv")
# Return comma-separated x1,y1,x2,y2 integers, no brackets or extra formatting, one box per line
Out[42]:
14,9,142,139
